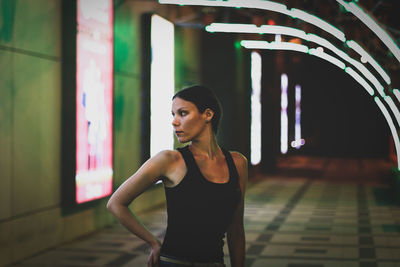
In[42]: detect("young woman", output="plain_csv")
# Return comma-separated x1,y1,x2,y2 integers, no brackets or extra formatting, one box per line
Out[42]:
107,85,247,267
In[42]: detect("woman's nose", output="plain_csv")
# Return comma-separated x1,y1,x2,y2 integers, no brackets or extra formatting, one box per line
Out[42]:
172,116,179,126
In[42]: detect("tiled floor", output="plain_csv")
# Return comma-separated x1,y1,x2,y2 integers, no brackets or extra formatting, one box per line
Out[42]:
12,156,400,267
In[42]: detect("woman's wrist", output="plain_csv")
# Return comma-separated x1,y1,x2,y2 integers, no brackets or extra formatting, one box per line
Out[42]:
149,238,161,248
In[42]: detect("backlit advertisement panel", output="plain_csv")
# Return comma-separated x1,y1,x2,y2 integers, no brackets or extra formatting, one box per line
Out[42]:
76,0,113,204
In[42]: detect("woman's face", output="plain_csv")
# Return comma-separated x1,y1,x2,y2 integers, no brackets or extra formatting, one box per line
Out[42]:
171,97,208,143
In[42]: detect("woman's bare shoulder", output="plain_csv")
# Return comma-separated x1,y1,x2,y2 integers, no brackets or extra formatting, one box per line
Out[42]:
230,151,248,167
153,149,183,165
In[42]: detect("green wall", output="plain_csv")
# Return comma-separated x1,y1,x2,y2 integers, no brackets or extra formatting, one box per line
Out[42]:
0,1,187,265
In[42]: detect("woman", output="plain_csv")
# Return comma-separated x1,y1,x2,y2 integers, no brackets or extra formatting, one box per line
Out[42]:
107,85,247,267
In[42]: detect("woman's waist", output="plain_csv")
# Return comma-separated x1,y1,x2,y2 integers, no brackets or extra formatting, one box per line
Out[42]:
159,254,225,267
161,231,225,262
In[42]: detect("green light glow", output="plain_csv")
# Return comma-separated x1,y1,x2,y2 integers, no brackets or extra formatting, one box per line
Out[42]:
374,97,400,170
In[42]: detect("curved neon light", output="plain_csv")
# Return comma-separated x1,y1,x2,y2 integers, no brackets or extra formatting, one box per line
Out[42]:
240,40,375,97
160,0,346,41
393,89,400,104
346,40,391,85
207,23,387,98
240,40,399,169
337,0,400,64
159,0,400,167
308,48,346,70
384,96,400,128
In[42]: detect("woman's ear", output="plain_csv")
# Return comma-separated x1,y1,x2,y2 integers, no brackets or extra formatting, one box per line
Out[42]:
204,108,214,123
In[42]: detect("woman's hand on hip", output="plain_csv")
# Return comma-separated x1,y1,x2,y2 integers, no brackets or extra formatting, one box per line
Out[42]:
148,240,161,267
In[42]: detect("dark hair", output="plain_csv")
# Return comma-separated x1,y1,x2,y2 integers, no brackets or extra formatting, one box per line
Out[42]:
173,85,223,134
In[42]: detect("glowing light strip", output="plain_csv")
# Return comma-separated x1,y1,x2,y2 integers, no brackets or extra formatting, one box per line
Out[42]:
293,84,304,149
209,24,385,97
240,40,309,53
337,0,400,63
206,23,308,39
344,67,375,96
159,0,346,41
346,40,391,85
242,40,400,168
308,48,346,69
347,57,385,97
374,97,400,170
393,89,400,104
290,8,345,41
384,96,400,128
281,74,288,154
251,51,262,165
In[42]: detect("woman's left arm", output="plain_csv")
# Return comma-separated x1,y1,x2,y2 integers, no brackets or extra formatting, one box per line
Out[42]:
227,152,248,267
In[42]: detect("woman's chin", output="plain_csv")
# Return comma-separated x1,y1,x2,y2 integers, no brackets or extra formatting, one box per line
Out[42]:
177,136,189,143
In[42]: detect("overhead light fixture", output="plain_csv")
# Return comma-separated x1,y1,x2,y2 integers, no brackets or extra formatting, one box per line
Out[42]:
160,0,346,41
290,8,346,41
384,96,400,128
240,40,309,53
346,40,391,85
208,24,386,98
308,47,346,70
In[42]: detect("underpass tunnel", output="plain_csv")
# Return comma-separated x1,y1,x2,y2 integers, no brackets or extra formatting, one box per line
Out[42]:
1,0,400,266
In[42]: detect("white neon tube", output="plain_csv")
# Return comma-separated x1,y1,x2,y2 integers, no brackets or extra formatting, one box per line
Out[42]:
293,84,303,149
337,0,400,64
160,0,346,41
241,40,309,53
393,89,400,104
281,74,288,154
160,0,291,15
384,96,400,129
308,47,346,69
208,24,386,98
290,8,346,41
251,52,262,165
346,40,391,85
344,67,375,96
374,97,400,170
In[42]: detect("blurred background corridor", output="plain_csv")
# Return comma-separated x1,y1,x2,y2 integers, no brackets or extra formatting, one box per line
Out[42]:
1,0,400,266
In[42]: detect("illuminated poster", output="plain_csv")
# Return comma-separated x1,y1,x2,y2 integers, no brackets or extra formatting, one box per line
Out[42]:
76,0,113,204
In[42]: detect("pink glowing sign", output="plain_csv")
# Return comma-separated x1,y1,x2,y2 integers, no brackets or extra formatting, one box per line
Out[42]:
76,0,113,204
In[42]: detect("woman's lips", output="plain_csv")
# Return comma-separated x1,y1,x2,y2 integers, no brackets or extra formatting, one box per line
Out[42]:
175,131,183,135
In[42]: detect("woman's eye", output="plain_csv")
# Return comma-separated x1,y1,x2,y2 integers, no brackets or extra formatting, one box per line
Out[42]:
180,111,187,116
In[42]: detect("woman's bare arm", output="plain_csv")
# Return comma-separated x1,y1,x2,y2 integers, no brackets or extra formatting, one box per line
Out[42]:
227,152,248,267
106,150,178,266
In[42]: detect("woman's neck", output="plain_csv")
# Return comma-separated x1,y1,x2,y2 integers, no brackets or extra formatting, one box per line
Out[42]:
189,128,221,159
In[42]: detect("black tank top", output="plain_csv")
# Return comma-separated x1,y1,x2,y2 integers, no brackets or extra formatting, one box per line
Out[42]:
160,145,242,262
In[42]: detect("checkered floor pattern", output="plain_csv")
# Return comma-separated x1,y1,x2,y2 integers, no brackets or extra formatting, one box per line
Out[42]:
11,157,400,267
